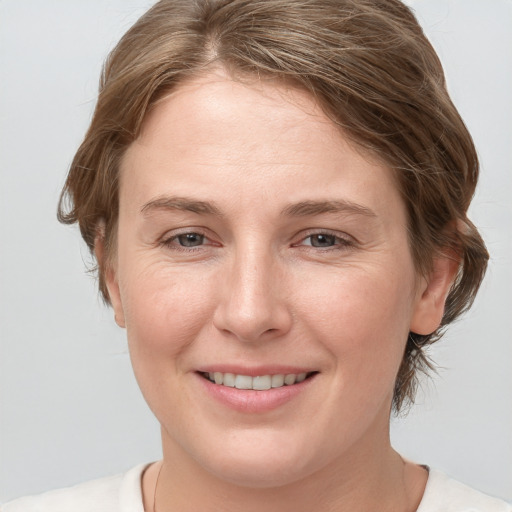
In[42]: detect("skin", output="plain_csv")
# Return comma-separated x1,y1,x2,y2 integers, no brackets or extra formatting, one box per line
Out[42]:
98,68,457,511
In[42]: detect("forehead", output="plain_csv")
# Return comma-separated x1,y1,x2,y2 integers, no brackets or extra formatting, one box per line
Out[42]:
137,71,344,164
120,69,403,222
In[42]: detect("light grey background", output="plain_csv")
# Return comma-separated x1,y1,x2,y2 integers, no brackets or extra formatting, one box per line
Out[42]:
1,0,511,504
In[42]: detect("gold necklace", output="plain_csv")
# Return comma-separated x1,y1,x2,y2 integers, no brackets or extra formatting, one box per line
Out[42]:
152,462,163,512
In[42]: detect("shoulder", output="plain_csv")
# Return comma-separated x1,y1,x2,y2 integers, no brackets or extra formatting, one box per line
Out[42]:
418,469,512,512
1,463,149,512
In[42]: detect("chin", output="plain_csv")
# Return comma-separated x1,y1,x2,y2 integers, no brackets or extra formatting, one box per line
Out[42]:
189,430,327,489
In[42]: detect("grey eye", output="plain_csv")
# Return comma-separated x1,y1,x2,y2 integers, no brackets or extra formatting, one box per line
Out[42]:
177,233,205,247
308,234,336,247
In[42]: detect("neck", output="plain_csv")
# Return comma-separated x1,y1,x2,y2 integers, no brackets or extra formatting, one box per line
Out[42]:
143,425,427,512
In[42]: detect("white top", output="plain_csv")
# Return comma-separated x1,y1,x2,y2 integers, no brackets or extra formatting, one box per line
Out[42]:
2,464,511,512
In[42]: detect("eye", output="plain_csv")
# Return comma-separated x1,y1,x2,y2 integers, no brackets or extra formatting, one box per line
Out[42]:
305,234,337,248
293,231,354,252
175,232,204,247
160,231,213,251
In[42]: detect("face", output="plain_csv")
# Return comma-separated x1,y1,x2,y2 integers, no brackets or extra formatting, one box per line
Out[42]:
105,70,446,488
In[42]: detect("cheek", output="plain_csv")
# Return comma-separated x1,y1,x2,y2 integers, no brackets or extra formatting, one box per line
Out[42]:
117,264,218,417
298,262,415,382
118,261,216,359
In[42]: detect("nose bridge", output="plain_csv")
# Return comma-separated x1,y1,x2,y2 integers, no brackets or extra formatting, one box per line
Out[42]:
214,238,290,342
235,245,273,313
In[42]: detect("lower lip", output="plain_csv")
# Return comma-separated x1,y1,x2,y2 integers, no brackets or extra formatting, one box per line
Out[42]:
196,373,316,413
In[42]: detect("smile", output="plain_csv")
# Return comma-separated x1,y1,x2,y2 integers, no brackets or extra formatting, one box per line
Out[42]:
202,372,315,390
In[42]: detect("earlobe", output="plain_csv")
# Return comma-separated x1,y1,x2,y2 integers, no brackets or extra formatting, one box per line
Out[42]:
106,268,126,329
94,227,126,329
410,253,459,336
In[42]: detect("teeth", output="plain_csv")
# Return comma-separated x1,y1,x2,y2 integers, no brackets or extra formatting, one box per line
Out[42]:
253,375,271,390
235,375,253,389
203,371,311,390
284,374,296,385
223,373,235,387
271,374,285,388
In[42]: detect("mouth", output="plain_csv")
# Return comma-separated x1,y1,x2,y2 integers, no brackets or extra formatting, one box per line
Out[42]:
200,371,317,391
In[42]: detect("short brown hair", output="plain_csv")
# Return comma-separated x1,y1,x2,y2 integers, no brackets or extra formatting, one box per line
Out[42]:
58,0,489,411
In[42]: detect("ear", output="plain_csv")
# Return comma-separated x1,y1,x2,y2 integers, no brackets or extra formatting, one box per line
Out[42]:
94,225,126,328
410,253,459,335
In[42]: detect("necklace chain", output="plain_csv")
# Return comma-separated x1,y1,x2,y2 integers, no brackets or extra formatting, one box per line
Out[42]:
151,459,419,511
152,462,163,512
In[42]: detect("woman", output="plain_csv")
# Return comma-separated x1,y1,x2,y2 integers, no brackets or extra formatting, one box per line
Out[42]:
3,0,510,510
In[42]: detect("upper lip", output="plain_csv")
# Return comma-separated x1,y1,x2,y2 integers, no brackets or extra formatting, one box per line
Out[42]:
196,365,317,377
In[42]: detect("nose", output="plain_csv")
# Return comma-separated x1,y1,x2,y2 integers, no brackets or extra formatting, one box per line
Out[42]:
213,247,292,343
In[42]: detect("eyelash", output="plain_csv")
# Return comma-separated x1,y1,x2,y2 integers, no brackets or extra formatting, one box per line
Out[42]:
159,229,353,253
293,230,354,251
159,230,209,252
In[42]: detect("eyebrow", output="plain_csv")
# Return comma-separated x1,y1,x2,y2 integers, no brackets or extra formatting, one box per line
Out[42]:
141,196,223,217
140,195,376,219
281,200,376,218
